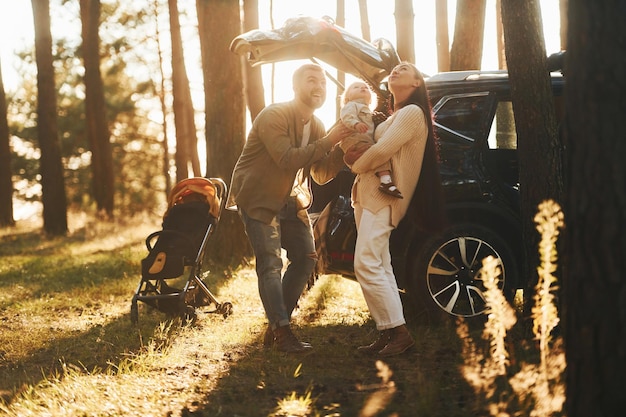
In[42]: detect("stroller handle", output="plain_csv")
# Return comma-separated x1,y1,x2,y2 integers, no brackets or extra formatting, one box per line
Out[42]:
207,177,228,222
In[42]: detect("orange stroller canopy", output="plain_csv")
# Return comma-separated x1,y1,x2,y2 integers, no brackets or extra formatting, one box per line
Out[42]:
167,177,221,218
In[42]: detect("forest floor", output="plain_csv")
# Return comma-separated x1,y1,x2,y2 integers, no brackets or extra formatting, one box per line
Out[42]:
0,213,548,416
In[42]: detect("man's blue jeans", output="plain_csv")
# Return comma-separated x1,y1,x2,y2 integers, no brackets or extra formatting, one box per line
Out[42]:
239,198,317,329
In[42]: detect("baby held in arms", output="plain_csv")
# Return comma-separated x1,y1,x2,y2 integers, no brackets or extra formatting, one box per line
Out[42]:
339,81,402,199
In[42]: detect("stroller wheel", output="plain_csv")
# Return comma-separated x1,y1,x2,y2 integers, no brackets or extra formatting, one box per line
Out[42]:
130,300,139,325
219,302,233,318
183,305,197,323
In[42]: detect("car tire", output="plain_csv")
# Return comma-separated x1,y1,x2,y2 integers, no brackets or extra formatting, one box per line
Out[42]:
408,223,518,319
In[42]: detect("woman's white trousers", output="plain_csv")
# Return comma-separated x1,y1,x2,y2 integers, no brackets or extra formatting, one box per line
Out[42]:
354,206,406,330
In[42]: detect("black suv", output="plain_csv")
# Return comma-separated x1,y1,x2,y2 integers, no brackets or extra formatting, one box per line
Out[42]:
231,16,565,318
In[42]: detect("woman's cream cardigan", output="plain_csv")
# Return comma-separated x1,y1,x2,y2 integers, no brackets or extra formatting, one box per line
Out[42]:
349,104,428,228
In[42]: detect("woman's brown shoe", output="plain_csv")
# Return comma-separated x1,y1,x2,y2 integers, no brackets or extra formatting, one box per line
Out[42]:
357,330,391,355
378,325,414,357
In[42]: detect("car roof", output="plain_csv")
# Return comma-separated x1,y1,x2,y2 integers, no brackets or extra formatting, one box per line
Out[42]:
427,70,510,83
426,70,565,98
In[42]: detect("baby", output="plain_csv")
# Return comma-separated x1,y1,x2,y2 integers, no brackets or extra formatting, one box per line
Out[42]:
339,81,402,198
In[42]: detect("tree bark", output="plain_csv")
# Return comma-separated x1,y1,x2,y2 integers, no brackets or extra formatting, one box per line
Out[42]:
501,0,562,320
152,0,172,196
169,0,201,182
357,0,371,42
0,58,14,227
450,0,486,70
80,0,115,219
31,0,67,236
394,0,415,63
435,0,450,72
564,1,626,414
242,0,265,121
197,0,250,265
496,0,506,70
336,0,345,120
559,0,568,50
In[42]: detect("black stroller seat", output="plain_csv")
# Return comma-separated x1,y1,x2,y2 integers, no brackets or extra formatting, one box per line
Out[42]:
142,200,213,280
131,177,233,323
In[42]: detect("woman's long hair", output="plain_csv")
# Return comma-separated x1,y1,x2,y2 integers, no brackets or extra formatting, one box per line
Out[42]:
388,65,446,234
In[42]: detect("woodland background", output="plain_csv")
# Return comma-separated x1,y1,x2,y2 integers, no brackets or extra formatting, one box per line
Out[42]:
0,1,624,416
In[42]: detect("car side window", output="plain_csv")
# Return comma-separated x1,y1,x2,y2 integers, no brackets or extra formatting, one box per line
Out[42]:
434,93,491,141
487,101,516,150
486,93,564,150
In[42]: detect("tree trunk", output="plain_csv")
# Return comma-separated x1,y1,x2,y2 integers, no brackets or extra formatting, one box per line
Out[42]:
0,58,14,227
394,0,415,63
31,0,67,236
496,0,506,69
501,0,562,320
197,0,250,265
357,0,371,42
336,0,345,120
450,0,486,70
564,1,626,414
435,0,450,72
242,0,265,121
152,0,172,196
559,0,568,50
80,0,114,219
169,0,201,182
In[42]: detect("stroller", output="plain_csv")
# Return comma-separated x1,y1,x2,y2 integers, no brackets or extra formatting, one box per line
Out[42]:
130,177,233,324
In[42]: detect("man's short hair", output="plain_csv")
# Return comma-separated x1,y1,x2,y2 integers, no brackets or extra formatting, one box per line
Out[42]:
292,63,325,87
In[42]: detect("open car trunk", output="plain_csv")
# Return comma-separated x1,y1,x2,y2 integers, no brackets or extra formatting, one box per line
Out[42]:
229,16,400,102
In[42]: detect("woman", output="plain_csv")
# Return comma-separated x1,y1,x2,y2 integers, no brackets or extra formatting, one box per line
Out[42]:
346,62,445,357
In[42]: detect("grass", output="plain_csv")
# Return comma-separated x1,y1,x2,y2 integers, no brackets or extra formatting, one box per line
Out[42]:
457,200,566,417
0,206,565,416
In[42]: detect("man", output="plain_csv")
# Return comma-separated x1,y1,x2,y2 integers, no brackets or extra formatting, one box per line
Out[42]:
228,63,349,353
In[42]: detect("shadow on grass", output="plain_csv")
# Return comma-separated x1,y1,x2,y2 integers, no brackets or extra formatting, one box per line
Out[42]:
0,241,143,300
0,222,129,257
0,225,479,416
184,271,479,416
0,306,161,398
0,226,236,404
193,321,476,417
0,219,153,298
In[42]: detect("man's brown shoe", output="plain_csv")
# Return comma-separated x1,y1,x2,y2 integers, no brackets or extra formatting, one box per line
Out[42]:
357,330,391,355
273,325,312,353
264,325,311,349
263,325,274,348
378,325,414,357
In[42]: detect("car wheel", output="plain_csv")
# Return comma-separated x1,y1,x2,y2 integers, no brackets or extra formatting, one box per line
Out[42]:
410,223,518,318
